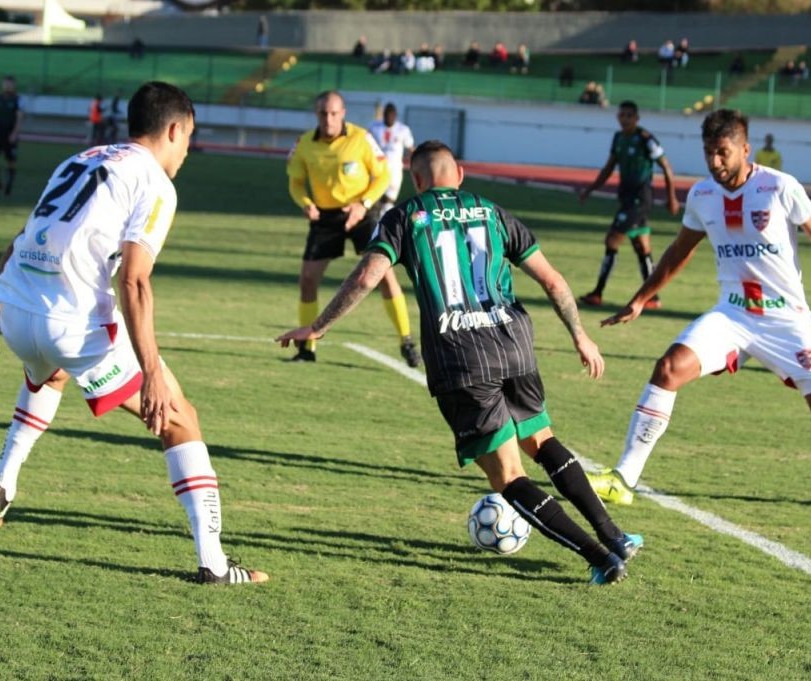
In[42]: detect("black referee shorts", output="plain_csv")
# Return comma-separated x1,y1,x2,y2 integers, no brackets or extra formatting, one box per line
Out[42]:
303,208,376,261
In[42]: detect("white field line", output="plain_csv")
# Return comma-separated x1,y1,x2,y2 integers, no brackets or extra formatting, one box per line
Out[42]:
342,342,427,385
157,331,811,575
342,342,811,576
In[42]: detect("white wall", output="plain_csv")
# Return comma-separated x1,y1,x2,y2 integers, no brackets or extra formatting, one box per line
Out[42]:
337,91,811,183
22,91,811,183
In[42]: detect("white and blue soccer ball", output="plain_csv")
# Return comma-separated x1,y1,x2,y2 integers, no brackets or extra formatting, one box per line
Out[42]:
468,493,531,555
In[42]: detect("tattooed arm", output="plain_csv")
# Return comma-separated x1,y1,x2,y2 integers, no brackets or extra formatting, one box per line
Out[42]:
519,250,605,379
276,252,392,346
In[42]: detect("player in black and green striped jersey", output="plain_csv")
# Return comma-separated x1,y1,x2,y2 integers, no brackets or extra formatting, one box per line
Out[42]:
579,100,680,309
0,75,23,196
277,140,642,585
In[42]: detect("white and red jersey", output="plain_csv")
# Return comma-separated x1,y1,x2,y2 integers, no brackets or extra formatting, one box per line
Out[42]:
368,119,415,188
683,164,811,318
0,143,177,325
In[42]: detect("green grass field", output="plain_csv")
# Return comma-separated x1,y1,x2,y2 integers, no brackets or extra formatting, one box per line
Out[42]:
1,143,810,680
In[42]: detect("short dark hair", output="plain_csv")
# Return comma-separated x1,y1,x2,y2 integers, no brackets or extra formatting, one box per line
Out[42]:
701,109,749,142
384,102,397,116
411,140,454,163
127,81,194,139
618,100,638,114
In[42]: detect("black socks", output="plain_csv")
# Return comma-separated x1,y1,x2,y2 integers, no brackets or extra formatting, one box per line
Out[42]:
534,437,623,544
501,476,608,566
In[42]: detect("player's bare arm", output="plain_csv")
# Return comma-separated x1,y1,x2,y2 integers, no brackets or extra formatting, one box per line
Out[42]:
601,226,705,327
658,156,681,215
579,154,616,202
800,216,811,239
118,241,177,435
277,252,392,346
519,251,604,379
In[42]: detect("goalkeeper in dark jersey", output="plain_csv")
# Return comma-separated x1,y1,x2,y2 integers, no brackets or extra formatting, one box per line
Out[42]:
277,140,642,585
579,100,680,309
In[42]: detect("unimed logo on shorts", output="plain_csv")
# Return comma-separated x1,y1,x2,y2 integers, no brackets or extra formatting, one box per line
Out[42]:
83,365,122,393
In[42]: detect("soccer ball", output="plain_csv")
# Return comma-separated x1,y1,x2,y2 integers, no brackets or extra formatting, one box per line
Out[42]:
467,493,531,555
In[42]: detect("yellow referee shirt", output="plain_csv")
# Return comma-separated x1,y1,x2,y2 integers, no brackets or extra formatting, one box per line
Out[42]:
755,148,782,171
287,122,391,210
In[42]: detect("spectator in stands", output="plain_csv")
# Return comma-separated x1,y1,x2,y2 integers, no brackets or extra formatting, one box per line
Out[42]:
795,60,809,82
432,44,445,70
779,60,797,80
674,37,689,68
352,36,367,59
621,39,639,63
129,38,145,60
369,50,393,74
463,41,481,69
256,16,269,48
510,44,530,75
728,53,745,76
400,49,416,74
559,64,575,87
578,81,608,108
657,39,675,66
88,94,105,145
755,133,782,170
489,42,509,67
415,43,436,73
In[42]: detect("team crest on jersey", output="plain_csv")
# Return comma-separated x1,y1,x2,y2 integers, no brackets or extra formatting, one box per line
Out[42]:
796,349,811,370
342,161,360,175
750,210,770,231
410,210,430,227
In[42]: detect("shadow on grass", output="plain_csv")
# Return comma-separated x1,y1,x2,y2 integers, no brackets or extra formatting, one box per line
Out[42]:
0,510,577,585
232,526,574,584
0,548,191,582
44,427,482,491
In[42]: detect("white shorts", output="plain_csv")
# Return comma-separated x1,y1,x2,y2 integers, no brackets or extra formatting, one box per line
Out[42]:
675,303,811,395
0,305,143,416
385,170,404,203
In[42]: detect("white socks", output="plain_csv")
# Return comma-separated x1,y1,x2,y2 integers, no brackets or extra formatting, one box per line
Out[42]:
615,383,677,488
165,441,229,575
0,382,63,500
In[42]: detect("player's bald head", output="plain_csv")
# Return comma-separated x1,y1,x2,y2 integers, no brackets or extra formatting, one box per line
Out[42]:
314,90,345,110
410,140,462,191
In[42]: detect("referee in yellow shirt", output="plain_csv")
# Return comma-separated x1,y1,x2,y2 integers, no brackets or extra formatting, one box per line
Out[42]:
754,133,782,170
286,90,420,365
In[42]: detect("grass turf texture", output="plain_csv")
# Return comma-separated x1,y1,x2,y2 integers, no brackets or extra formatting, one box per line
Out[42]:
0,143,810,680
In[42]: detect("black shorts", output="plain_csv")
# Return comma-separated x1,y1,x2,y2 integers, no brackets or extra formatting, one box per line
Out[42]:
611,186,653,235
303,208,376,261
0,131,18,163
435,372,552,467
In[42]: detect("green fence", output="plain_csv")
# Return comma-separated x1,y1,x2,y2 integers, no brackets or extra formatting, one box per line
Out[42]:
5,44,811,118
